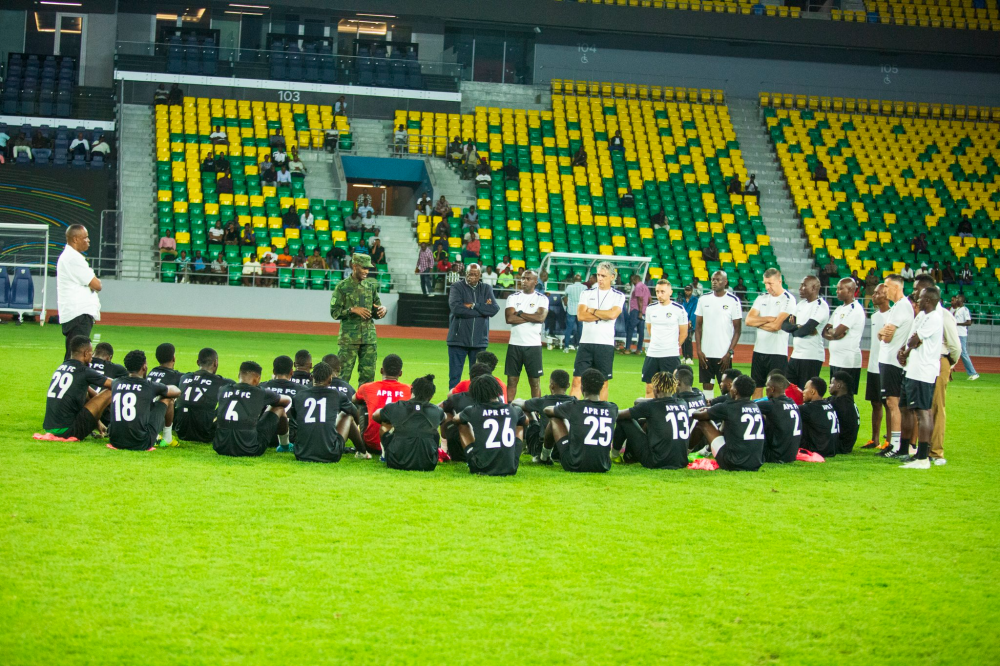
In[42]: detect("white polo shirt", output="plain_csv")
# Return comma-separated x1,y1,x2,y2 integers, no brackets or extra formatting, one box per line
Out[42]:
878,298,915,369
645,300,688,358
578,287,626,346
905,309,943,384
693,291,742,358
506,290,549,347
867,309,887,373
951,306,971,338
750,290,797,355
56,244,101,323
790,297,830,361
827,300,866,369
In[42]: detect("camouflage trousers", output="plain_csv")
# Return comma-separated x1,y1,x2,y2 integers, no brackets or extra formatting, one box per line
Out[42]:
339,343,377,385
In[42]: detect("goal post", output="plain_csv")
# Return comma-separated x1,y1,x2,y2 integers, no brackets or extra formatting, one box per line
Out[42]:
0,222,51,324
537,252,653,293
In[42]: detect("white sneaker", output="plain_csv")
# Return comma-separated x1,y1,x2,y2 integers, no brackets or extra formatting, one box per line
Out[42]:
968,374,979,381
695,445,711,457
563,347,570,354
933,458,947,466
900,458,931,469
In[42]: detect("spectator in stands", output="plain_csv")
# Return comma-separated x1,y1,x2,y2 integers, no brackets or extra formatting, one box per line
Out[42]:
90,136,110,160
268,131,286,152
446,260,465,289
176,250,190,283
32,132,49,150
288,150,307,178
537,269,549,293
201,154,216,173
393,125,408,156
482,264,498,288
744,174,760,201
154,84,169,105
619,187,635,209
942,262,957,285
434,196,452,221
0,129,9,160
216,172,234,195
158,230,177,260
462,205,479,231
819,256,837,287
261,255,278,286
299,208,315,230
240,223,254,247
702,239,719,263
324,123,340,153
276,164,292,188
366,228,382,251
345,208,363,233
650,208,668,229
211,252,228,284
734,277,748,302
282,206,299,230
727,174,742,195
13,135,33,161
276,248,292,268
192,251,207,283
496,266,515,298
436,254,452,276
610,130,624,152
496,255,512,274
812,162,829,182
242,255,261,286
326,246,346,270
864,270,879,307
572,145,588,168
67,133,87,158
959,263,974,286
214,152,230,173
433,218,450,243
168,83,183,106
362,211,379,238
463,138,475,159
259,156,275,183
415,242,435,295
931,261,943,283
850,269,863,293
503,159,519,182
957,215,974,239
447,137,464,167
210,126,228,145
475,159,492,187
272,146,287,167
462,146,479,180
208,220,225,244
334,96,347,117
293,249,307,268
370,239,387,266
223,221,239,245
912,233,929,257
307,248,327,269
358,198,375,219
690,276,704,297
463,232,481,261
414,192,432,224
352,237,367,256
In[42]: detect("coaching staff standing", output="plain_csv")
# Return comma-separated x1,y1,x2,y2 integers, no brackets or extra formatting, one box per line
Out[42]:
57,224,101,360
447,263,499,389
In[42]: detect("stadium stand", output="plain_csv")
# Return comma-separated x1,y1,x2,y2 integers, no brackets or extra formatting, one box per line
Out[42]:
401,81,780,287
153,97,392,291
557,0,804,19
762,93,1000,303
1,123,113,167
1,53,76,118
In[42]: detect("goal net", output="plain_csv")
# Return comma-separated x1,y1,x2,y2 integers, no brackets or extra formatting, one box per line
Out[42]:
537,252,653,294
0,222,51,324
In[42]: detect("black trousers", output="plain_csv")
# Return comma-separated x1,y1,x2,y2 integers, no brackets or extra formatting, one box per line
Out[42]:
62,314,94,360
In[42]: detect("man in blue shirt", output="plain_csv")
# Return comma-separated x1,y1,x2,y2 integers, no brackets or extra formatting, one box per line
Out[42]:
678,284,699,364
562,274,586,352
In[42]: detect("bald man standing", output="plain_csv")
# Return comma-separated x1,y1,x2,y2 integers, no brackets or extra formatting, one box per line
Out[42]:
57,224,102,360
784,275,829,390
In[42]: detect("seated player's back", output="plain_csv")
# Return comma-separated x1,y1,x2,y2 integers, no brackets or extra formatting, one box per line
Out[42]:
627,396,691,469
706,398,765,471
108,375,171,451
44,358,107,436
800,399,840,458
213,382,283,457
676,388,707,415
358,378,411,451
382,399,445,472
829,393,860,454
460,402,526,476
290,384,354,463
176,370,234,442
552,399,619,473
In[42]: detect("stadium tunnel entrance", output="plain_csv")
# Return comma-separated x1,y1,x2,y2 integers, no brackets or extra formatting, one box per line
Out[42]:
341,156,431,217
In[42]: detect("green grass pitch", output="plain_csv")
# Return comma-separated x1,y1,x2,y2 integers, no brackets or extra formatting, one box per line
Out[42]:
1,324,999,664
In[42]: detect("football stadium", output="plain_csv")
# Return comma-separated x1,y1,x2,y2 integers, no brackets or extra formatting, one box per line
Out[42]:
1,0,1000,662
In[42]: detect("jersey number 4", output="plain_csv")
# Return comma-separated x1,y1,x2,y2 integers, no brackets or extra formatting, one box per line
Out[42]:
583,416,613,447
484,417,515,448
740,413,765,441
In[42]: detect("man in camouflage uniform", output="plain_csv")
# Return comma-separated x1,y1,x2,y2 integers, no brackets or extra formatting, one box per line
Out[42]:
330,253,386,385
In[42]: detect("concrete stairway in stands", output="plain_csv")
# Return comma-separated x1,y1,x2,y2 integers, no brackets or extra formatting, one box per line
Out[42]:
729,97,816,289
119,103,158,281
460,82,551,114
349,118,394,157
377,215,422,293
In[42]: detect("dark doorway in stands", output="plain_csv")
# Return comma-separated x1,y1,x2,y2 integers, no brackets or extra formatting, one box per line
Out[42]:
346,181,417,217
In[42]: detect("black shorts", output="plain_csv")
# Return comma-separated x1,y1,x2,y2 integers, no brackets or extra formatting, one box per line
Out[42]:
879,363,904,400
505,345,544,379
699,357,726,386
901,377,934,411
864,370,882,403
256,411,280,452
175,408,217,443
751,352,788,388
109,402,167,451
642,355,681,383
830,366,862,396
788,357,823,389
573,343,615,379
51,408,99,441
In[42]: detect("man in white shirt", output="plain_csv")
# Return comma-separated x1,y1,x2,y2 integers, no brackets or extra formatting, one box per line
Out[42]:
784,275,830,390
504,270,549,401
209,126,228,144
562,274,586,351
745,268,796,398
57,224,102,360
861,284,890,449
925,276,961,465
571,262,626,400
69,133,89,158
358,202,375,219
482,265,498,287
823,277,866,396
642,279,689,398
276,165,292,185
299,210,315,230
876,274,914,458
694,270,742,398
950,294,978,380
897,286,944,469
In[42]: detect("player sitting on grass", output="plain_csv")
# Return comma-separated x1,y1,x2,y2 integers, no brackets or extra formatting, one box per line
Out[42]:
89,341,128,389
450,350,507,401
709,368,742,406
756,373,801,463
147,343,182,386
291,349,313,386
457,374,526,476
799,376,839,458
374,374,445,472
355,354,410,460
517,369,577,463
439,362,491,462
108,350,181,451
175,348,235,443
213,361,291,457
288,361,361,463
673,365,707,453
692,375,764,471
828,371,861,454
541,368,618,472
43,335,113,440
611,371,691,469
261,355,305,452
